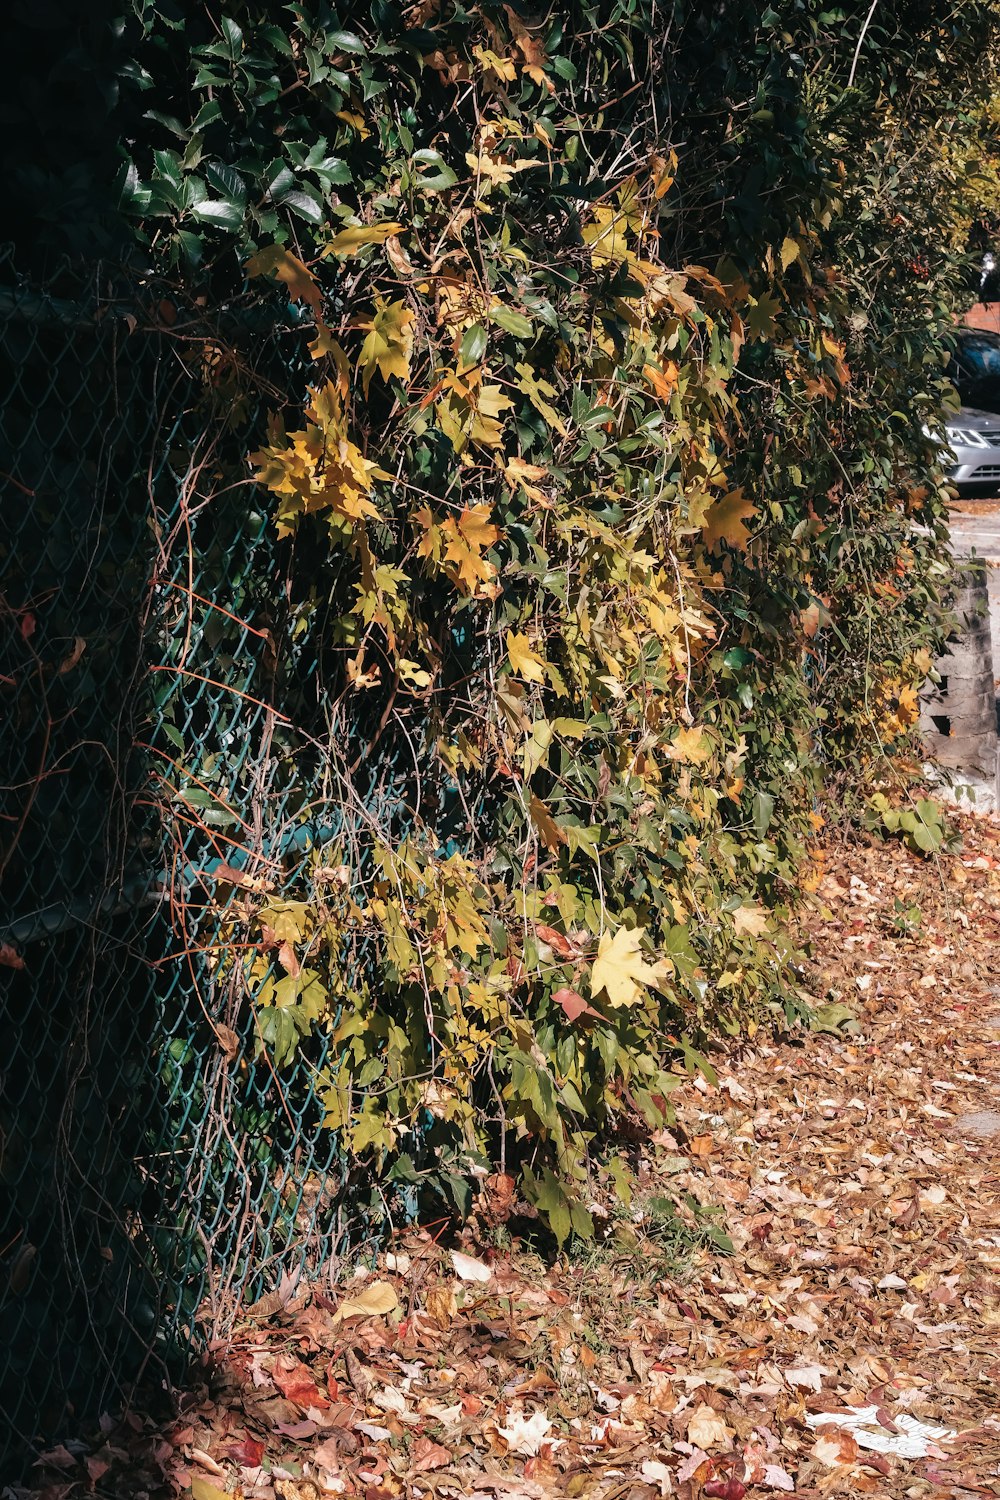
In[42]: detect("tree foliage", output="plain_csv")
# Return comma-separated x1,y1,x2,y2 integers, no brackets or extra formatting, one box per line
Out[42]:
106,0,999,1236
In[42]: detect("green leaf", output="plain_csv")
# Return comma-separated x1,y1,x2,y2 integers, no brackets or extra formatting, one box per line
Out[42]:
220,16,243,57
281,191,325,224
412,149,458,191
327,29,367,53
191,199,245,230
204,161,246,201
810,1002,859,1035
460,323,489,366
490,306,534,339
153,148,183,187
117,162,151,213
752,790,774,838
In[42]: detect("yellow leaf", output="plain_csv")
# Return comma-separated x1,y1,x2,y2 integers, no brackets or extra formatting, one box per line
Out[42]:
358,297,415,393
503,455,550,502
346,654,382,690
307,325,351,393
459,504,500,551
780,235,800,271
334,109,371,138
246,244,322,317
333,1279,399,1323
733,904,770,938
473,44,517,81
437,503,501,593
506,630,546,683
252,381,382,535
465,148,535,187
651,148,677,199
471,384,514,447
515,362,566,434
190,1480,230,1500
505,6,550,84
702,488,757,552
667,726,711,765
323,221,404,257
591,926,659,1008
581,204,629,267
397,658,432,688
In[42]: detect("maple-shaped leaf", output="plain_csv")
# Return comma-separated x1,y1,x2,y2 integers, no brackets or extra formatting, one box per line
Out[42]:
465,146,536,187
506,630,546,682
581,204,629,266
702,488,757,552
322,221,404,257
746,290,781,341
460,504,500,551
505,6,551,87
667,725,712,765
503,455,551,502
358,297,415,393
515,362,567,434
440,504,501,593
591,925,660,1008
470,383,514,447
529,793,566,851
307,324,351,391
733,903,769,938
246,243,323,317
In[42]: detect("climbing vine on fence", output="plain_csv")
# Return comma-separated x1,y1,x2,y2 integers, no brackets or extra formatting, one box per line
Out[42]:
113,0,1000,1238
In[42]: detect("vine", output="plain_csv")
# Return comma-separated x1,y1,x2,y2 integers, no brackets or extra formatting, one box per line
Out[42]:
114,1,1000,1240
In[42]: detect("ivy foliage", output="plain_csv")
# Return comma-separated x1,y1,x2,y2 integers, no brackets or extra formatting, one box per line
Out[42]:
112,0,999,1237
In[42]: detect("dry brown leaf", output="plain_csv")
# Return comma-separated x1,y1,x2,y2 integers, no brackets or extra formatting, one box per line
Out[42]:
333,1280,398,1323
687,1403,733,1450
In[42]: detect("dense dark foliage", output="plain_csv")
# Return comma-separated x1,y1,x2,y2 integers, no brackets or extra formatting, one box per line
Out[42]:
15,1,1000,1236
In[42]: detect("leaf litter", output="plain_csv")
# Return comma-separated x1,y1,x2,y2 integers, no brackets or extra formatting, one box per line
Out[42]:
11,816,1000,1499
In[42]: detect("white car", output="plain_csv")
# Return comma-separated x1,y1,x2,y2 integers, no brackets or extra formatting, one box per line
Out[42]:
945,328,1000,491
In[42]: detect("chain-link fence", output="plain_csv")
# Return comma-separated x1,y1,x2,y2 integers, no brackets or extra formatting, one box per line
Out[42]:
0,249,389,1476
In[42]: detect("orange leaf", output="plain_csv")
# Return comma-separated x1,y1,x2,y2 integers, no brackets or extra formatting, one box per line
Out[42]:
246,244,323,318
271,1353,329,1410
643,358,679,399
409,1437,452,1475
552,986,602,1022
535,924,579,959
277,939,300,977
529,794,567,852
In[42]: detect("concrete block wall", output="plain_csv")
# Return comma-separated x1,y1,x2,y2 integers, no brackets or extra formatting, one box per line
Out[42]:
920,557,999,782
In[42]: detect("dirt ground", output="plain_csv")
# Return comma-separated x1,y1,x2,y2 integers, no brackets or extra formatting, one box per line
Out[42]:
11,815,1000,1500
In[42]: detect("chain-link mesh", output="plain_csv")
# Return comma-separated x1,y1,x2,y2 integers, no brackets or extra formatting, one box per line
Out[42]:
0,249,383,1476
